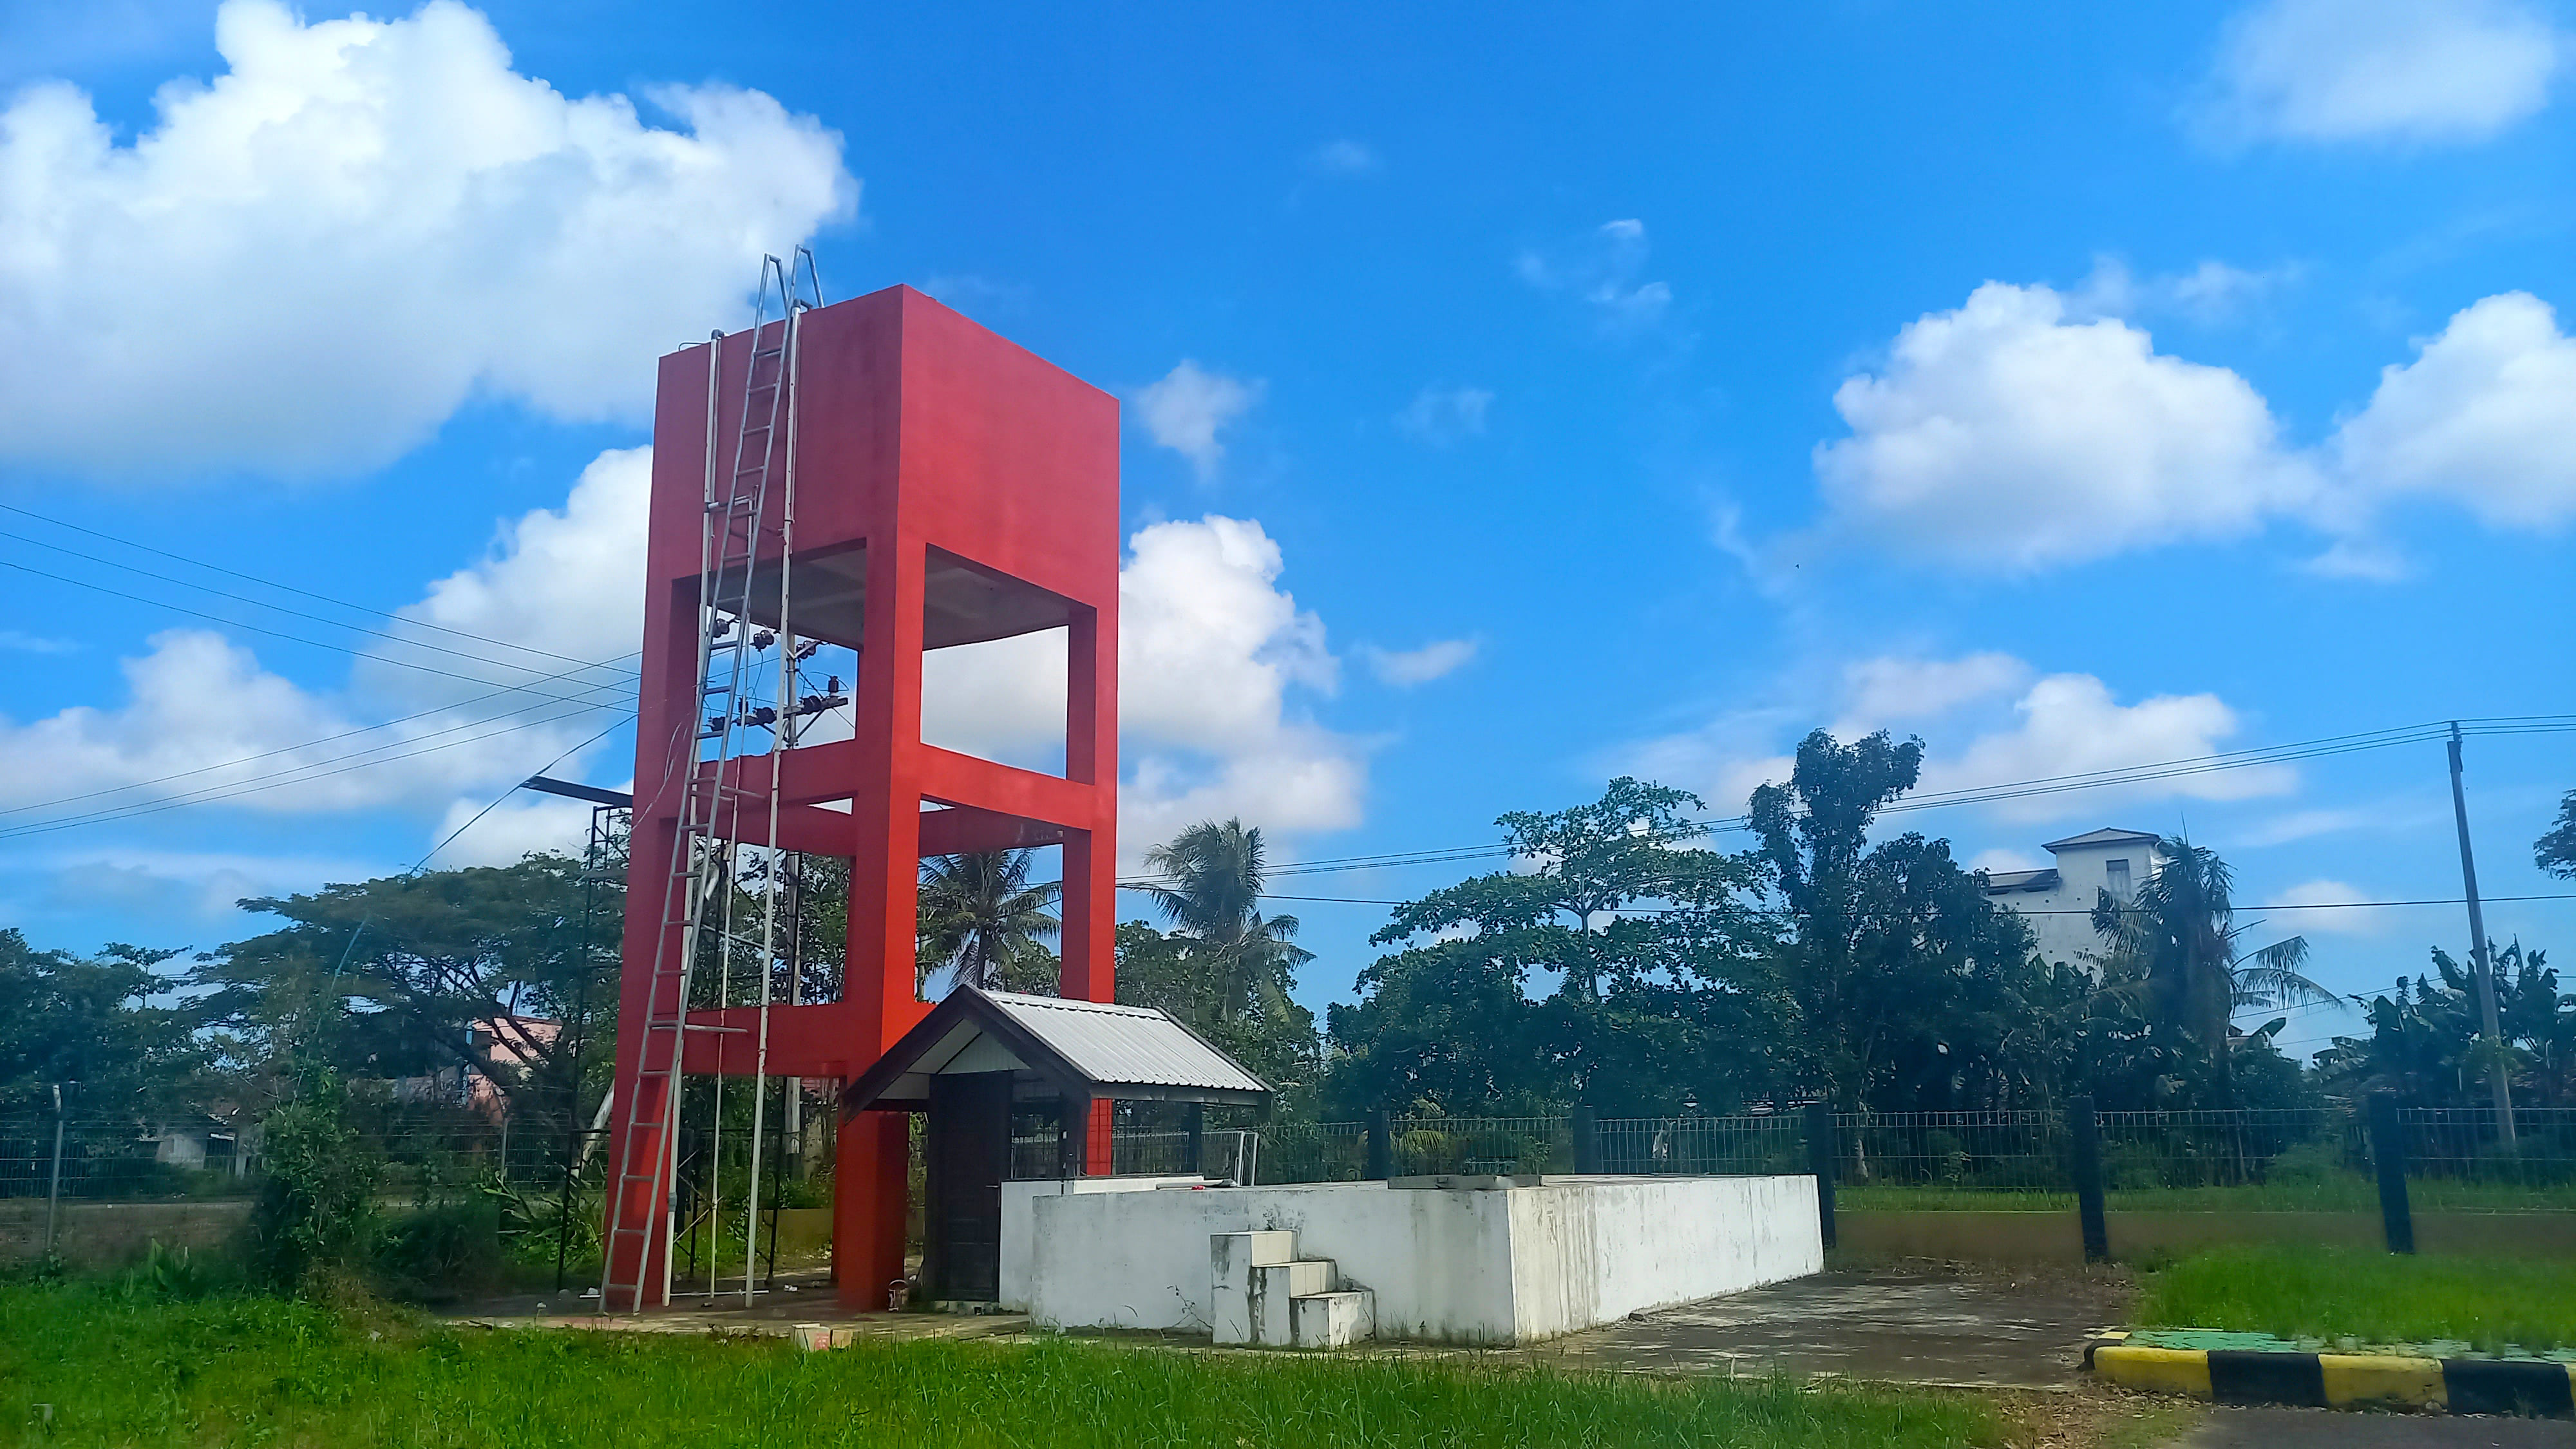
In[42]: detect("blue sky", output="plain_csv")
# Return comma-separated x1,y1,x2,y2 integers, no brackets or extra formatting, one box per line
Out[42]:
1,0,2571,1059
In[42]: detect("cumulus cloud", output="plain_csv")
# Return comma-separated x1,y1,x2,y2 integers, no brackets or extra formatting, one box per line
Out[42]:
0,0,854,480
1814,281,2318,571
1357,638,1479,687
1813,280,2576,573
2329,291,2576,529
1134,360,1262,479
1621,652,2291,826
911,515,1367,865
1918,674,2295,823
2192,0,2564,147
2066,256,2298,327
0,447,649,857
1395,385,1492,446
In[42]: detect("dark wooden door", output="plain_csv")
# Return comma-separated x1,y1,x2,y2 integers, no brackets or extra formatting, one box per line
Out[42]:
925,1072,1013,1301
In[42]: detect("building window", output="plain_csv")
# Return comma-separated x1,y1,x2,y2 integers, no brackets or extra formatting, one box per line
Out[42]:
2104,858,2132,900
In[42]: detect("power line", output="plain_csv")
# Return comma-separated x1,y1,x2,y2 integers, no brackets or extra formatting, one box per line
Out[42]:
0,706,633,842
1236,890,2576,911
0,558,639,709
0,653,645,822
0,528,638,685
1115,712,2576,891
0,502,633,676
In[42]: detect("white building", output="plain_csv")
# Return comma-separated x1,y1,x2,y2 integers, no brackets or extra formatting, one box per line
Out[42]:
1982,827,2166,969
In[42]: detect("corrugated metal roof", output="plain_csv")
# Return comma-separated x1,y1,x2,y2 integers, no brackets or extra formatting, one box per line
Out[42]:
983,990,1268,1094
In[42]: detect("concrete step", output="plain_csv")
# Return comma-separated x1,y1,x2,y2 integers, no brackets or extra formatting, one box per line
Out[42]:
1213,1231,1305,1345
1291,1289,1375,1349
1252,1259,1336,1345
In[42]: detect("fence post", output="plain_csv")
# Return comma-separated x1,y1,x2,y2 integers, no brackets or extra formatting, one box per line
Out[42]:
2369,1092,2415,1254
1571,1104,1601,1174
1365,1110,1392,1181
1804,1103,1837,1251
2067,1095,2109,1264
43,1083,67,1258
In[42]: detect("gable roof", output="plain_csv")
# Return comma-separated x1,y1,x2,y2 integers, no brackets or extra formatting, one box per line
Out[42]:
2043,827,2163,852
841,987,1271,1112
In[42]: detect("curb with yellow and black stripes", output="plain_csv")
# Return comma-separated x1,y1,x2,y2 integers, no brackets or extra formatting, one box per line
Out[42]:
2088,1331,2576,1417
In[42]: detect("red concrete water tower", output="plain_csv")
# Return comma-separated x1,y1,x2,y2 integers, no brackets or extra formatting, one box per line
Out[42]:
600,283,1121,1312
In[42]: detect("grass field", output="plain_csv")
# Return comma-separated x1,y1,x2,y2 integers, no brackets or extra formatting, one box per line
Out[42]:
2133,1244,2576,1351
0,1282,2012,1449
1834,1179,2575,1213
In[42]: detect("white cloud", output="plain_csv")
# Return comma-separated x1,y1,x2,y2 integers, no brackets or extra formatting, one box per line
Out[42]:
2263,878,2389,937
914,515,1366,866
1922,674,2295,823
1307,139,1379,175
0,448,650,848
1357,638,1479,687
0,845,388,939
1134,360,1262,480
1395,385,1493,445
2330,291,2576,529
1814,282,2318,571
2301,538,2416,582
2193,0,2564,147
1517,219,1675,336
1967,847,2046,876
2067,256,2297,327
432,790,600,867
0,629,75,654
0,0,854,480
1839,652,2030,725
1620,654,2292,827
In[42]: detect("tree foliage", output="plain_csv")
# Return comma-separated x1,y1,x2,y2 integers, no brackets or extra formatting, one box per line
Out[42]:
2320,942,2575,1108
916,850,1061,994
0,931,205,1118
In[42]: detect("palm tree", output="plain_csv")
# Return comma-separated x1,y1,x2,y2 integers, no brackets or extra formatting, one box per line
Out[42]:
2088,836,2337,1077
1142,819,1312,1024
917,851,1061,994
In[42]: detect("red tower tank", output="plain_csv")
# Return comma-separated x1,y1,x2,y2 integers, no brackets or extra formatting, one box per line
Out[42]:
601,285,1121,1311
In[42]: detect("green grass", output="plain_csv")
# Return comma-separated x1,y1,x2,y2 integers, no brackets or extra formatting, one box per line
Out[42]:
1834,1179,2575,1213
2134,1244,2576,1352
0,1282,2008,1449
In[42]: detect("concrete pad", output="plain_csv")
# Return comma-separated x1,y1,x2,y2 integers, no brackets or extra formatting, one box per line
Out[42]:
1537,1266,2128,1389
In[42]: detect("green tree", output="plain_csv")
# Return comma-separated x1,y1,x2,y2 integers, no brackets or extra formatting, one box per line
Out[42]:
2319,942,2573,1108
193,854,613,1128
1327,779,1776,1115
916,849,1061,994
1748,732,2060,1112
0,931,205,1118
1141,820,1314,1026
2539,788,2576,879
2085,835,2335,1086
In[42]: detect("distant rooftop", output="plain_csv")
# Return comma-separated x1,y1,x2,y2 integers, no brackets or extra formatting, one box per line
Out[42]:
2042,827,2163,852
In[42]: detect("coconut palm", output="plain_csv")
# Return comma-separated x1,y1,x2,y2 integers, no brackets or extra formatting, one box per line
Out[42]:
917,850,1061,994
1142,819,1312,1024
2088,836,2337,1076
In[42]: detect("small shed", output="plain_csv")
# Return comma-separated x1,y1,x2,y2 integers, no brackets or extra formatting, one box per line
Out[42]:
842,987,1269,1300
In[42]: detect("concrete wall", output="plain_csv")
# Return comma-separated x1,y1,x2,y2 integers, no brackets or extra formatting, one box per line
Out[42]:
1504,1176,1821,1340
998,1175,1206,1311
1026,1175,1819,1345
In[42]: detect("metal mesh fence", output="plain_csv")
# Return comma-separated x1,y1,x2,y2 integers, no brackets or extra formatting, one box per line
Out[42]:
1596,1113,1807,1176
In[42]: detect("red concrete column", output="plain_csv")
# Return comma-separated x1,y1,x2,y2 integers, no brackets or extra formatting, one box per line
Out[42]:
1058,605,1118,1006
1085,1098,1115,1176
832,1108,911,1309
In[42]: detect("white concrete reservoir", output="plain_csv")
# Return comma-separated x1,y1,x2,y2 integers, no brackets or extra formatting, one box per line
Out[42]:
1018,1173,1821,1346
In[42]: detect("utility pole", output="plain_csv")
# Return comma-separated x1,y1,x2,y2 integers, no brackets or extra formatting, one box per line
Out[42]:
2445,722,2517,1149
